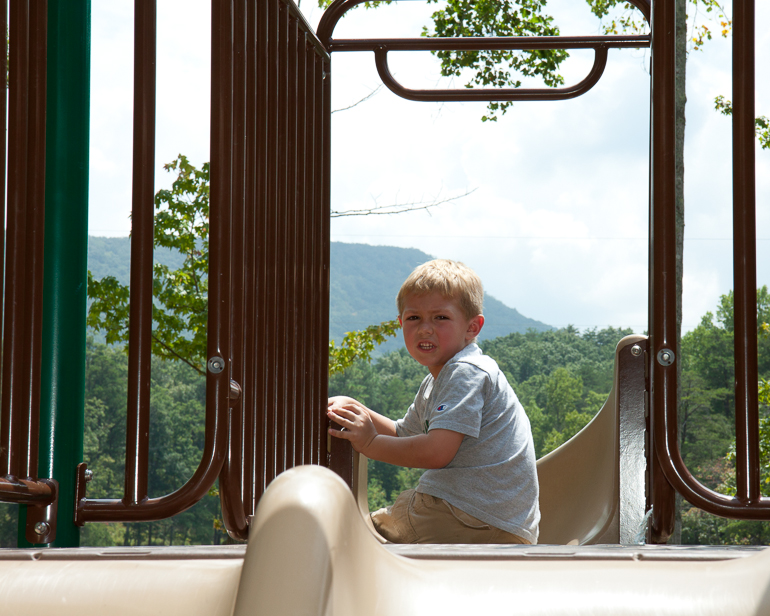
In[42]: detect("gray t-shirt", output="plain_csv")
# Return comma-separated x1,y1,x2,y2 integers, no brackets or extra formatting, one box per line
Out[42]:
395,343,540,543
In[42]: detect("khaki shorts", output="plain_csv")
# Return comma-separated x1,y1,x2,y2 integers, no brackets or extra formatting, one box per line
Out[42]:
371,489,531,544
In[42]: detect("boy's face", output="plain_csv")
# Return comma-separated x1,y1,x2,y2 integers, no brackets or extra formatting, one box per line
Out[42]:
398,291,484,379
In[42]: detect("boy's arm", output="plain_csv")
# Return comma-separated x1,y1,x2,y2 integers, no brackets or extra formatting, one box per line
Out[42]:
327,400,464,469
361,430,464,469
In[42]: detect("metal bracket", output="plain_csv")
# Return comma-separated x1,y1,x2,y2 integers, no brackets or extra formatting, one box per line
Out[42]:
25,479,59,544
74,463,89,526
633,507,654,545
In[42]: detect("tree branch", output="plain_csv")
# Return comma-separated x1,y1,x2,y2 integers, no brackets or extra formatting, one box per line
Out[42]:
331,85,382,114
151,334,205,375
331,188,477,218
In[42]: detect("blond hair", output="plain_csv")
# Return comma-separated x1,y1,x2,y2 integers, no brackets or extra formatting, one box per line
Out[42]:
396,259,484,319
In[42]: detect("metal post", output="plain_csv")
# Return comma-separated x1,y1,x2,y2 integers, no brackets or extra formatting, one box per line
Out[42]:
19,0,91,548
731,0,759,507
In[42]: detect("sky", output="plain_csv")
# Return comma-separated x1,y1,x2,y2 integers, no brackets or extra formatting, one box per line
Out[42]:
88,0,769,335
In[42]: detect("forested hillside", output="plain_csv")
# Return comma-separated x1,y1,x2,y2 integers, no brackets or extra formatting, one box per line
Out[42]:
329,242,552,354
85,237,552,354
80,340,224,546
678,289,770,544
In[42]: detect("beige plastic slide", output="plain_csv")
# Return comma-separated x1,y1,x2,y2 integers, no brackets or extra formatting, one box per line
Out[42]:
535,334,647,544
233,465,770,616
5,465,767,616
0,546,244,616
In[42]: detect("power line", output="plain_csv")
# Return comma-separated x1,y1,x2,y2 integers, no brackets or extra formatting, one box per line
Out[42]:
331,234,770,241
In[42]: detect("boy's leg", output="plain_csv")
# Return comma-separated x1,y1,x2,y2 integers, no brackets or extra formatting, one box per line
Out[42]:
370,489,420,543
371,490,530,544
407,493,530,544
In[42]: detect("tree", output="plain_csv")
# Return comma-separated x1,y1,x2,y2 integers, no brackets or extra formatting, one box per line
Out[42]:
87,155,401,376
423,0,568,121
88,156,209,374
79,337,229,547
319,0,569,122
714,96,770,150
678,291,770,546
329,320,401,375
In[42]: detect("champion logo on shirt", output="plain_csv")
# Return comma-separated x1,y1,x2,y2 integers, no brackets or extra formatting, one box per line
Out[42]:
436,404,448,411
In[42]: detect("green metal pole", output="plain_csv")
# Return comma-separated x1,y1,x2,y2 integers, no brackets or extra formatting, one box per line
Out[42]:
18,0,91,548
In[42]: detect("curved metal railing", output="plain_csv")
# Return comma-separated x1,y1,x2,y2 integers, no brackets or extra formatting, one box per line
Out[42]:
648,0,767,541
318,0,650,103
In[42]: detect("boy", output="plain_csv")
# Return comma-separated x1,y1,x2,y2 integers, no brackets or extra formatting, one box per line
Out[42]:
327,259,540,544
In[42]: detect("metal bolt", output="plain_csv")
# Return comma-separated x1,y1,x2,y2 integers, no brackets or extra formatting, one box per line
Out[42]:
631,344,643,357
229,379,242,401
657,348,675,366
84,469,94,483
34,522,49,536
207,356,225,374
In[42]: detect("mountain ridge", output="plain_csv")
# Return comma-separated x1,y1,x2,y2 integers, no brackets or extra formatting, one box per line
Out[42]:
86,237,553,354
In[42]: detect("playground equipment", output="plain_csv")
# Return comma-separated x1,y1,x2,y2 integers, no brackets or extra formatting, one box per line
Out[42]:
1,0,768,613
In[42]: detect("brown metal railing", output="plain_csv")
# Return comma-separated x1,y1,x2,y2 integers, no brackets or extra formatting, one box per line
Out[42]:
75,0,232,525
317,0,650,102
649,0,768,538
4,0,763,544
74,0,336,540
0,0,57,518
216,0,334,540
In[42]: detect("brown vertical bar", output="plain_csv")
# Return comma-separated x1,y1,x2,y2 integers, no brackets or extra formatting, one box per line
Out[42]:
0,0,7,332
648,0,678,542
264,0,278,486
208,0,234,494
22,0,48,479
314,58,328,466
220,0,249,538
293,28,307,469
2,0,31,478
241,0,258,523
229,0,247,375
319,55,335,472
308,54,320,466
0,0,5,487
252,0,268,502
302,45,316,467
321,59,332,466
124,0,156,506
732,0,759,505
229,0,246,400
283,15,302,469
301,36,312,464
321,53,351,483
312,57,324,464
275,1,288,476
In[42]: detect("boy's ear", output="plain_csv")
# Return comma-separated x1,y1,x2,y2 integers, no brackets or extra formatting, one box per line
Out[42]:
397,315,402,327
466,315,484,339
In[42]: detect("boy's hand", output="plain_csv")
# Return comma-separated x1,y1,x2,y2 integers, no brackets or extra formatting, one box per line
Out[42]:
327,399,379,454
326,397,462,468
327,395,361,408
